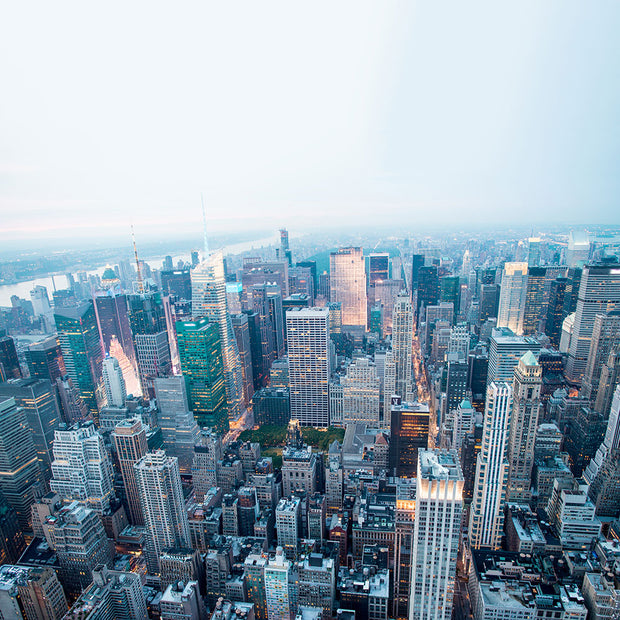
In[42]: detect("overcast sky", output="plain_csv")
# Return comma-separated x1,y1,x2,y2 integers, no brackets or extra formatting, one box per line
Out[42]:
1,1,619,245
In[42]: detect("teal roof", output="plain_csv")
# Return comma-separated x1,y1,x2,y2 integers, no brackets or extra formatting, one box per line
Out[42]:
520,350,539,366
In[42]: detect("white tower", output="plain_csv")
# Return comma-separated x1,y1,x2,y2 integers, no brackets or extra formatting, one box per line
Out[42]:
497,262,528,335
392,293,414,401
102,355,126,407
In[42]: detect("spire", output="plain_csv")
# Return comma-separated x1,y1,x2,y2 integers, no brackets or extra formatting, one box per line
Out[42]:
201,194,209,258
131,225,144,293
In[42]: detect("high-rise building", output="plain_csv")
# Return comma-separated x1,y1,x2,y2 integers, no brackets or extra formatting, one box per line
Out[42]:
134,451,190,572
287,308,330,427
544,277,568,348
192,250,244,421
134,331,171,397
497,262,528,335
392,293,414,403
417,266,439,318
581,311,620,405
329,248,367,329
29,285,55,332
566,230,590,267
50,421,115,514
522,267,546,335
25,336,66,383
0,565,67,620
161,269,192,300
0,397,42,530
440,275,460,317
251,283,282,377
160,580,204,620
341,357,381,426
389,398,430,478
265,547,291,620
368,253,390,285
176,318,227,432
478,283,500,325
506,352,542,502
0,490,24,565
192,428,222,502
469,382,512,549
566,263,620,383
102,355,126,407
230,313,255,406
244,554,268,620
0,335,21,381
112,417,148,525
527,237,542,267
94,293,135,366
487,328,541,383
54,302,103,415
42,501,113,597
409,449,463,620
275,497,300,559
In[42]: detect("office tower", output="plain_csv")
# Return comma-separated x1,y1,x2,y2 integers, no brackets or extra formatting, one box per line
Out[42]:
276,497,300,559
134,451,190,572
448,323,470,357
567,263,620,382
176,317,228,431
417,266,439,317
0,335,21,381
440,275,460,317
329,247,367,329
581,311,620,404
392,293,414,402
0,378,62,482
0,490,24,564
584,386,620,516
287,308,330,427
253,387,290,426
160,548,204,596
102,355,126,407
469,382,512,549
478,283,500,324
566,230,590,267
161,269,192,299
242,310,265,388
545,277,568,348
42,501,114,597
282,444,318,497
487,328,541,383
30,284,54,331
297,259,317,293
134,331,171,397
411,254,425,291
0,565,67,620
0,397,42,530
467,347,488,409
251,283,282,375
506,352,542,502
595,348,620,417
452,399,477,455
159,580,204,620
409,449,463,620
389,398,430,478
192,428,222,502
192,250,244,421
112,418,148,525
231,313,255,406
341,357,381,425
497,262,528,335
528,237,542,267
368,252,390,285
94,293,135,364
289,265,314,301
392,478,416,618
26,336,66,383
445,353,468,418
265,548,291,620
325,441,343,517
50,421,115,513
562,266,582,319
54,302,103,415
522,267,546,335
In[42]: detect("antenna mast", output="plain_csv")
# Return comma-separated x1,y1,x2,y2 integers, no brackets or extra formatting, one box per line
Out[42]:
131,225,144,294
201,193,209,258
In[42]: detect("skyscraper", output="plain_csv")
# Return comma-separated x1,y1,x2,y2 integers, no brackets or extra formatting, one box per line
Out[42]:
409,449,463,620
522,267,546,335
176,317,228,432
566,263,620,382
25,336,66,383
54,302,103,415
469,382,512,549
392,293,414,403
94,293,135,366
0,397,42,530
0,378,62,483
265,548,291,620
497,262,528,335
506,352,542,502
102,355,126,407
0,335,21,381
368,252,390,285
134,331,172,398
112,417,148,525
341,357,381,425
191,250,244,420
230,313,255,406
192,428,222,502
329,247,367,329
134,451,190,572
544,277,568,348
389,399,430,478
417,266,439,318
286,307,330,427
50,421,115,514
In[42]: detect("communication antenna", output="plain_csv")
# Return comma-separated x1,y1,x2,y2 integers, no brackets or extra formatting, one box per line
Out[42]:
131,225,144,294
201,193,209,258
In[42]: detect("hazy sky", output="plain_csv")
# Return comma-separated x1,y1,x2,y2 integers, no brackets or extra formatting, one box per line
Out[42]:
1,1,619,244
